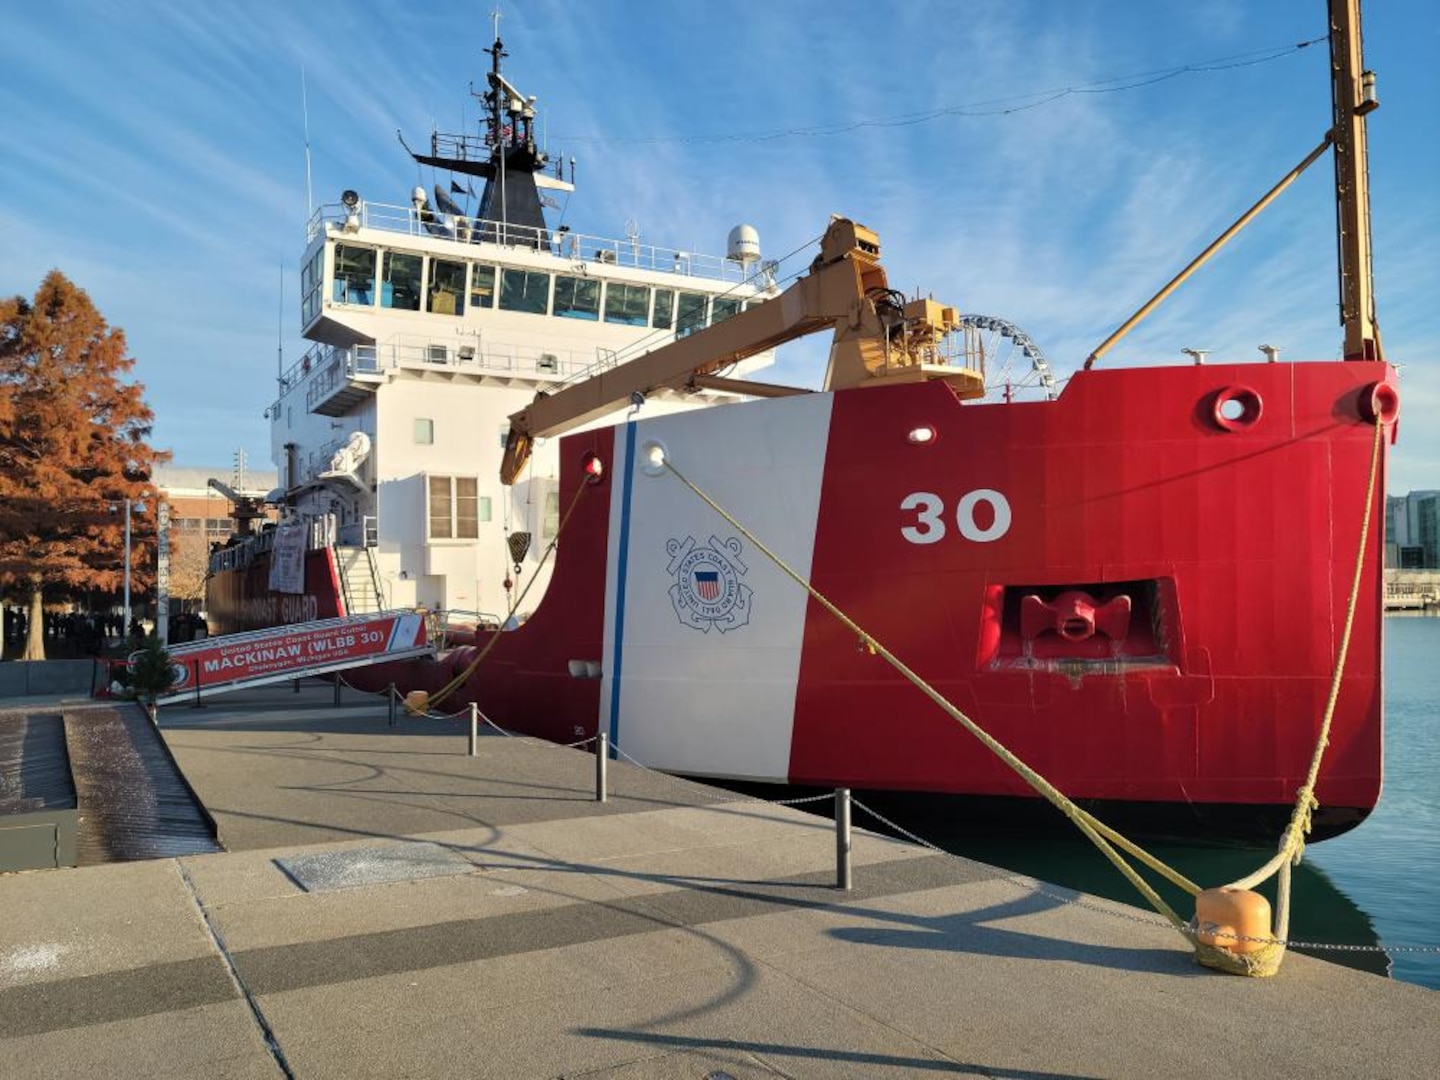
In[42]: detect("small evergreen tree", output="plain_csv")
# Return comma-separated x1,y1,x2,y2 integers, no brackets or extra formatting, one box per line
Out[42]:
0,272,168,660
127,633,178,703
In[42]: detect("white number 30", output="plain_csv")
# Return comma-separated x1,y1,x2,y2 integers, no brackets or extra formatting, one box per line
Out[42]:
900,489,1011,545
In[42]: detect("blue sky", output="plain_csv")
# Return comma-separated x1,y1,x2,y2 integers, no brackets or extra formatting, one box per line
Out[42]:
1,1,1435,489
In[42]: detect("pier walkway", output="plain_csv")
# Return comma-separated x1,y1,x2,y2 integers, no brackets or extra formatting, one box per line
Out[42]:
0,684,1435,1078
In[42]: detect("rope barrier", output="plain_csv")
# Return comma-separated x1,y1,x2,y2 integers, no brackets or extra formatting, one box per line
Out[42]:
331,654,1435,958
657,413,1388,976
593,743,1438,956
318,420,1415,964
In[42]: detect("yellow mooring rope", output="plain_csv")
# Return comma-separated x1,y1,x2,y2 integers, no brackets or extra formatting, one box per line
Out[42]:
1196,415,1386,976
661,414,1385,976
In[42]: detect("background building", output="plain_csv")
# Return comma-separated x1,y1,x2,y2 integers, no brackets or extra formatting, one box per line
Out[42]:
1385,490,1440,568
152,463,278,614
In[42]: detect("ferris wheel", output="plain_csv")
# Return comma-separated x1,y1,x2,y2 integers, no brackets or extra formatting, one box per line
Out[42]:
955,314,1058,402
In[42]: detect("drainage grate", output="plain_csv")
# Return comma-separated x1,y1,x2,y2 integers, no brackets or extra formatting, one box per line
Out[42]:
275,841,474,892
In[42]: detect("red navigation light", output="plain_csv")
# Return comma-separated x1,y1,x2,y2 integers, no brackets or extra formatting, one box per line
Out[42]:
581,452,605,483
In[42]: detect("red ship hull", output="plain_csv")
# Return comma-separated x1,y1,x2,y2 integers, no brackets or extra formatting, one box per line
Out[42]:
330,360,1393,840
206,546,346,636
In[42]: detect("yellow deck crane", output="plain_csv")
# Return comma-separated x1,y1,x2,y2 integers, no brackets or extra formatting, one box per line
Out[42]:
499,216,984,484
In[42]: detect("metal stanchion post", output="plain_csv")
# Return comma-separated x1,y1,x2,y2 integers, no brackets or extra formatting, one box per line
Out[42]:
293,678,300,694
191,659,205,709
468,703,478,757
333,674,342,706
836,787,852,891
387,684,397,729
596,731,608,803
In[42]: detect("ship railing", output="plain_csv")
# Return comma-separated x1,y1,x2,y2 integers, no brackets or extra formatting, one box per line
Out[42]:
290,344,381,412
206,514,338,576
277,342,376,408
278,326,647,417
335,517,379,549
426,608,507,649
307,198,751,282
373,334,609,384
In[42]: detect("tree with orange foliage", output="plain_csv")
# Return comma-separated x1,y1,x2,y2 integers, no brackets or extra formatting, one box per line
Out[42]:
0,272,168,660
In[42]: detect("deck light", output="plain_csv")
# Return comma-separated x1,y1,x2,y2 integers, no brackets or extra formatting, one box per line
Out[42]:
907,425,936,444
641,440,668,477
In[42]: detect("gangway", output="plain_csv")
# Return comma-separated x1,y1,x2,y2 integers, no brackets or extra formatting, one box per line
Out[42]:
152,611,431,707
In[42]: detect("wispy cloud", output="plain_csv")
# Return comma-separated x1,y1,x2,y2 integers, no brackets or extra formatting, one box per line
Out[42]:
0,0,1432,492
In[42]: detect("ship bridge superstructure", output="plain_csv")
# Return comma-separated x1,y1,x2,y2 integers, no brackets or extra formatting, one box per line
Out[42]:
247,28,794,628
266,193,781,624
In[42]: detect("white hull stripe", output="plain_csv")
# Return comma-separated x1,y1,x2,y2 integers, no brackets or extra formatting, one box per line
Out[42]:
601,394,835,781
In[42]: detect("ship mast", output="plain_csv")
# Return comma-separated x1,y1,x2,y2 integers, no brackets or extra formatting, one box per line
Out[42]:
1331,0,1382,361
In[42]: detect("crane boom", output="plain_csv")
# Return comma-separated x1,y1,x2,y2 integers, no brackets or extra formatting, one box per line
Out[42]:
500,216,982,484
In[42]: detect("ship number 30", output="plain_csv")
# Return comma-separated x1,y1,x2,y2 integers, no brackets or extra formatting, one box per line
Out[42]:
900,490,1011,545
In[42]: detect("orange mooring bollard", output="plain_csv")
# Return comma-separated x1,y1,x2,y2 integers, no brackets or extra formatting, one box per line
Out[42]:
1196,887,1273,955
404,689,430,716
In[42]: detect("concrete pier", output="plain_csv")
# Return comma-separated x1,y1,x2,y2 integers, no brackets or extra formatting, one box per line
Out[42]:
1,684,1435,1078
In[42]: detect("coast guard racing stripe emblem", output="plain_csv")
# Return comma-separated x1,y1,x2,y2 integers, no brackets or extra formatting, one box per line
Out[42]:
666,535,752,633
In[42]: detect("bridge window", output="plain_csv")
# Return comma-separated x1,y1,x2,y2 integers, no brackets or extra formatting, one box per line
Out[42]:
301,248,323,323
333,244,376,305
427,475,481,540
653,289,674,330
499,269,551,315
455,477,479,537
676,291,708,338
554,275,601,320
414,418,434,445
382,251,422,311
604,282,651,326
711,296,742,324
428,258,465,315
471,264,497,309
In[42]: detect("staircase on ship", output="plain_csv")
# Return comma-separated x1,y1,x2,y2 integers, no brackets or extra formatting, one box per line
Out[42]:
335,523,386,615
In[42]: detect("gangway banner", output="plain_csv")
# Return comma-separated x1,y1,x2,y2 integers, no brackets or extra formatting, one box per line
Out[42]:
156,612,430,702
268,521,306,593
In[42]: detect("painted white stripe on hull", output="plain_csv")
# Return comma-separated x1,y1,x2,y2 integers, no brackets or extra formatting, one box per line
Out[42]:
601,394,834,780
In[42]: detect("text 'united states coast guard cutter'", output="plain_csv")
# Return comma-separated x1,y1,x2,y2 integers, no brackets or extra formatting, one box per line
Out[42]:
211,0,1397,842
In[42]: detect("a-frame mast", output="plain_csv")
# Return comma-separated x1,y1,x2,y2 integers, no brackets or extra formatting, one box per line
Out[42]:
1331,0,1383,361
